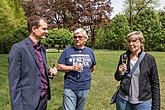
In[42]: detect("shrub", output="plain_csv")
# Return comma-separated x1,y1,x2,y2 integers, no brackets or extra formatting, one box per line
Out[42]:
0,26,28,53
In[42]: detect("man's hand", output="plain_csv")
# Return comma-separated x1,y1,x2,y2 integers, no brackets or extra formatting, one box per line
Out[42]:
49,67,58,76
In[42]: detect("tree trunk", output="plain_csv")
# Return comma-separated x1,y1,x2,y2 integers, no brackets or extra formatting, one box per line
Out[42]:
91,28,95,49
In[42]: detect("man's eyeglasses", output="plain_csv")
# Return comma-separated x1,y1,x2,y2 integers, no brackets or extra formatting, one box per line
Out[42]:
74,36,83,39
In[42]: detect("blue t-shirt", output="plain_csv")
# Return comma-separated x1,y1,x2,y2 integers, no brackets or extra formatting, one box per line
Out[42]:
58,46,96,90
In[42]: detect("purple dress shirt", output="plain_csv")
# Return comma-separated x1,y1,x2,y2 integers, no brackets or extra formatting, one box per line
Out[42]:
30,39,48,97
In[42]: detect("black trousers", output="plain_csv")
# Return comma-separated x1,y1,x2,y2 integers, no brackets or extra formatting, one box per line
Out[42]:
36,94,48,110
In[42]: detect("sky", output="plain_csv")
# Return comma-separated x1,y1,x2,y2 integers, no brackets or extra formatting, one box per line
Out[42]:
110,0,165,18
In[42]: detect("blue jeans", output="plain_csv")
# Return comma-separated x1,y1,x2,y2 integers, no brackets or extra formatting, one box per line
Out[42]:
62,89,89,110
116,95,152,110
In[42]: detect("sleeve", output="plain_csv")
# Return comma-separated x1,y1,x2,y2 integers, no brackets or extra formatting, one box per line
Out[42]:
91,49,96,65
150,56,160,110
8,44,23,109
58,48,66,64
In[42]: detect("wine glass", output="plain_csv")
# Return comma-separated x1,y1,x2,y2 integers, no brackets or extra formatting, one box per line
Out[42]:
77,59,83,79
122,54,128,64
122,53,128,73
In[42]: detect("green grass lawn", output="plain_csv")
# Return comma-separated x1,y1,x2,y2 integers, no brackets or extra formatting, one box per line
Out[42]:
0,50,165,110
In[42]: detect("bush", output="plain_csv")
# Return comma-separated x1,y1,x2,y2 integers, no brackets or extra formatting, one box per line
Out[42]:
42,28,73,52
0,35,15,53
0,26,28,53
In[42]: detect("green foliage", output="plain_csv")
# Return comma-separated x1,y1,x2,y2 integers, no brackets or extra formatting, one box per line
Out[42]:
123,0,159,26
0,35,15,53
0,0,25,36
132,8,162,51
0,0,26,53
94,8,165,51
0,0,17,37
12,26,28,41
119,0,164,51
11,26,28,49
106,14,130,50
9,0,24,19
95,29,106,49
159,11,165,51
95,14,130,50
42,28,73,51
160,10,165,29
0,26,28,53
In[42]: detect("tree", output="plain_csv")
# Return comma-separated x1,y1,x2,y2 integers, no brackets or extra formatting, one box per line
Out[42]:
0,0,25,37
22,0,113,48
95,14,130,50
159,9,165,29
0,0,26,53
69,0,112,48
132,8,162,50
41,28,73,52
103,14,130,50
158,10,165,51
124,0,159,27
1,0,25,32
0,0,17,37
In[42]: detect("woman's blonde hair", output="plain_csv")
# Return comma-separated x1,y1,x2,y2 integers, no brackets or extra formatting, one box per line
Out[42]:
127,31,145,51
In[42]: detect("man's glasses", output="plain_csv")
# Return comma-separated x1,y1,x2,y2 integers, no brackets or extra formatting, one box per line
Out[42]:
74,36,83,39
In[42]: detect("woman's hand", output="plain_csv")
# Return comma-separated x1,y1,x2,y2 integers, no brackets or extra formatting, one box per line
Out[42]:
118,64,127,75
72,65,82,72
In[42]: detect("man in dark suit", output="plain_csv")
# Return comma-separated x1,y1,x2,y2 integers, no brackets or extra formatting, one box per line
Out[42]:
8,16,56,110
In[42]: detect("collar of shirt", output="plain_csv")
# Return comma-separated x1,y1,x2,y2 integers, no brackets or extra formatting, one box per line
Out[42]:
29,37,41,50
34,44,41,51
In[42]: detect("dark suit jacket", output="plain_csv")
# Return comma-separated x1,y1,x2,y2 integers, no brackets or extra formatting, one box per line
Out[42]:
8,37,51,110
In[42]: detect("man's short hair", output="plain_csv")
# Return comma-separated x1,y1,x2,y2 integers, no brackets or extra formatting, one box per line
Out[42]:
27,15,47,33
